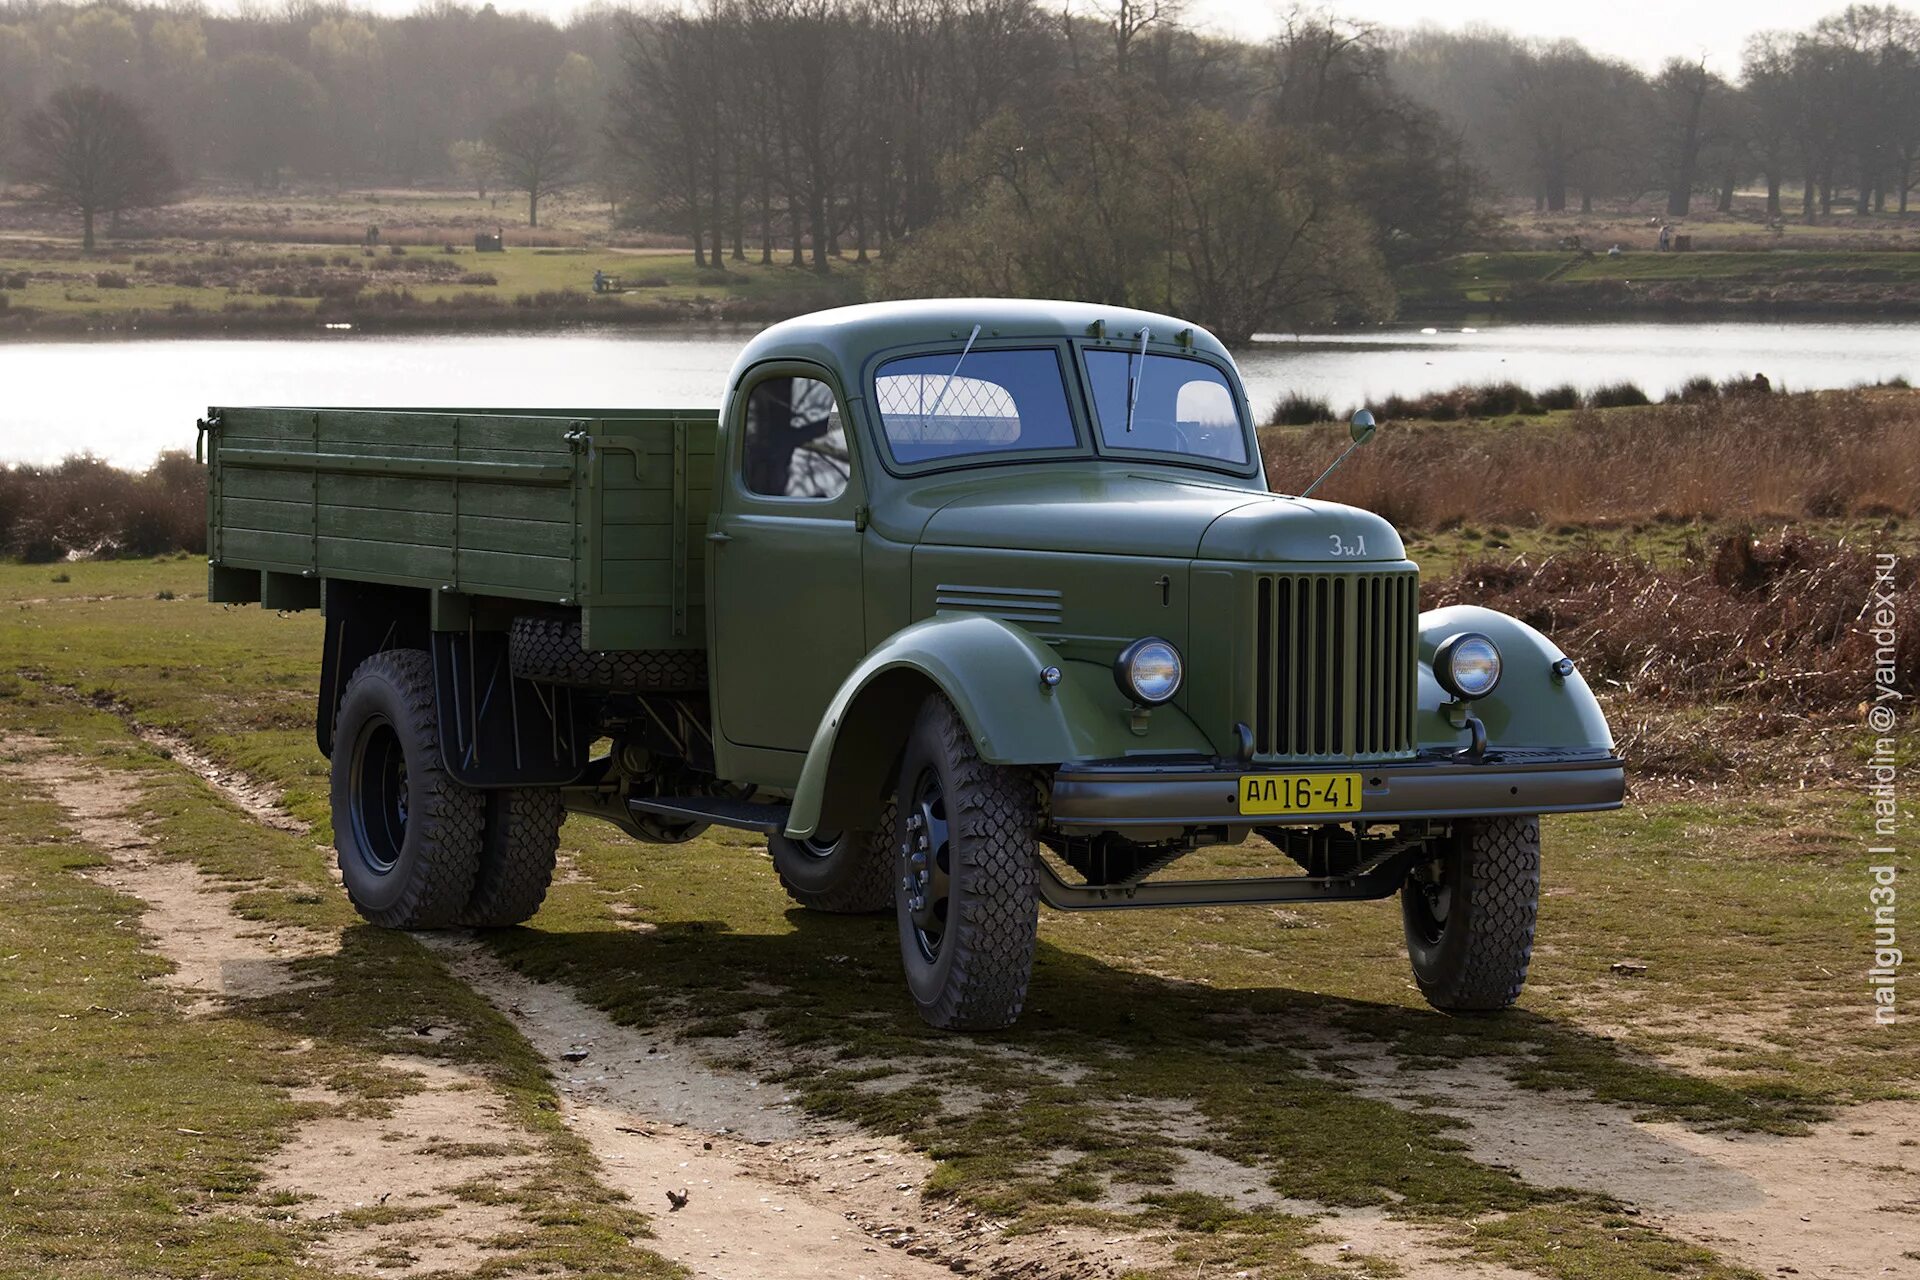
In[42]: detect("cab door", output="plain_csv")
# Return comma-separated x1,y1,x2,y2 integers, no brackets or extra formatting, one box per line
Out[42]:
709,362,867,754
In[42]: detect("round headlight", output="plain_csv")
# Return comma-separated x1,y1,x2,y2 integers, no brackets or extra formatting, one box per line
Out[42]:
1435,632,1502,701
1115,637,1183,705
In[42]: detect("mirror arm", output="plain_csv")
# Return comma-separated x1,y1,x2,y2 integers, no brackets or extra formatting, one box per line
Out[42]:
1301,438,1364,498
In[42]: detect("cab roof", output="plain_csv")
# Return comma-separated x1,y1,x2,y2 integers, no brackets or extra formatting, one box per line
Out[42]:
729,298,1236,390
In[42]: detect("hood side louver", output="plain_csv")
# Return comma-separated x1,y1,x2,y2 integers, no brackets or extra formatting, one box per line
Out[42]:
934,583,1064,628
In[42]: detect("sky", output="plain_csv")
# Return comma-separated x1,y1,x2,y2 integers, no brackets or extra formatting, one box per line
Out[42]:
311,0,1849,79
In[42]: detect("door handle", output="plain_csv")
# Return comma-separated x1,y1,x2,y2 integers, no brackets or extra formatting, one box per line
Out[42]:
705,531,733,545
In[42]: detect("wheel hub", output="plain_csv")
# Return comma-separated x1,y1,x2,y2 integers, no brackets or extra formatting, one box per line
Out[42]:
1408,856,1453,945
349,716,409,874
901,772,952,961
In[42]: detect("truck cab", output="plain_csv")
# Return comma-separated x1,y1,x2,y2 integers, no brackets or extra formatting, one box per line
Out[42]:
204,298,1623,1031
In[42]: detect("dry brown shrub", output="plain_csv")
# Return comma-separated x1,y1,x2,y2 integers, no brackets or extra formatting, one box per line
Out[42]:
1428,531,1916,715
0,452,205,560
1265,390,1920,529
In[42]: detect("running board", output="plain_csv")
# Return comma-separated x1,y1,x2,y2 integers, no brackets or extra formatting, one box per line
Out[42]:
628,795,791,835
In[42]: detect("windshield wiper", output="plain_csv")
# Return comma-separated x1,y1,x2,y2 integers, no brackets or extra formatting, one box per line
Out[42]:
922,323,982,427
1124,325,1150,433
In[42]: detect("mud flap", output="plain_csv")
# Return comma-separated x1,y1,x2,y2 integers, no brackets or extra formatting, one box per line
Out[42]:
430,629,593,788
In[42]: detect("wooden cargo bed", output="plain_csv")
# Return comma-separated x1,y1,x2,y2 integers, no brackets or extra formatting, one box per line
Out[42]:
203,406,718,651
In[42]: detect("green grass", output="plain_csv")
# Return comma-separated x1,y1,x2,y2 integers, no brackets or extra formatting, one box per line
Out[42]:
0,242,861,324
4,555,1911,1279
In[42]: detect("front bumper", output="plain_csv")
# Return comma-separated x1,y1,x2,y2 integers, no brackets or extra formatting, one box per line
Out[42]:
1048,747,1625,831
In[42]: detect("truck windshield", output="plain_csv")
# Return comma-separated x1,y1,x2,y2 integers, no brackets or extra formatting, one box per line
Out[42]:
1083,349,1249,466
874,348,1079,466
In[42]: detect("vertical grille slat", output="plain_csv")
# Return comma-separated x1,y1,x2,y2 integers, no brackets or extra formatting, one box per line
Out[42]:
1250,568,1419,761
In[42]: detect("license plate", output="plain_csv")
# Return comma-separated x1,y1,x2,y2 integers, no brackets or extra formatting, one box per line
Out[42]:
1237,772,1362,816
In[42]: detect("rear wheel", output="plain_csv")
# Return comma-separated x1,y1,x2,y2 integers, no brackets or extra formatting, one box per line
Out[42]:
464,788,565,927
332,650,482,929
771,801,895,914
893,696,1038,1031
1402,816,1540,1011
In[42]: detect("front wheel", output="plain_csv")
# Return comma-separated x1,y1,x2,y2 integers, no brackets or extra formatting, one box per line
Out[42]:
893,696,1038,1031
771,802,896,914
1402,815,1540,1012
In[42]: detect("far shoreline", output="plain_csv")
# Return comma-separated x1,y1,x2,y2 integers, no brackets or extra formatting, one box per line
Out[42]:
8,294,1920,347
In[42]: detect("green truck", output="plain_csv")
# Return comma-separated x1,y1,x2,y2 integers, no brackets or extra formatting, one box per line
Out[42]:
203,299,1623,1030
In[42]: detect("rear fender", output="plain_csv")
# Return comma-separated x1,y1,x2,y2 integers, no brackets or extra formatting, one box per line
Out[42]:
1417,605,1614,751
784,615,1213,839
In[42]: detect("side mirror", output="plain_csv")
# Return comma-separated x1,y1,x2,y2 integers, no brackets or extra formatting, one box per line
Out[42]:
1303,410,1379,498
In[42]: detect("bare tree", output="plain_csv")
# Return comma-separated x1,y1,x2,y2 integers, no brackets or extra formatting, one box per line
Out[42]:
488,99,581,227
1653,58,1724,216
448,138,499,199
14,86,178,251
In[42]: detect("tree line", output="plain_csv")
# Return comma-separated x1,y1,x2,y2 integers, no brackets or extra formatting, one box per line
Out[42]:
1,2,1916,339
1392,6,1920,217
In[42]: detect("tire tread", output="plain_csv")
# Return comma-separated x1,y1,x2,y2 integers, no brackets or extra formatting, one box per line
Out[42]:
773,801,896,914
1413,815,1539,1011
508,617,705,693
912,698,1038,1031
464,788,565,927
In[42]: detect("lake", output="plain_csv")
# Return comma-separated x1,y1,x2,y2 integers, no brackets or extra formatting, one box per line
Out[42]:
2,317,1916,467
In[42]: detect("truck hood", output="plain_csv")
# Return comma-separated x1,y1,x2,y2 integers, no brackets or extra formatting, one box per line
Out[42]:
916,472,1405,561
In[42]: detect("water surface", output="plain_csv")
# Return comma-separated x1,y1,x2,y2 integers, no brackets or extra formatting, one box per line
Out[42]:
2,317,1914,467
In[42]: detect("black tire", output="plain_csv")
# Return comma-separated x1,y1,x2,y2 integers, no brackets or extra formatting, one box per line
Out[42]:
331,650,482,929
508,617,705,693
464,788,565,927
1402,816,1540,1012
893,696,1038,1031
771,800,896,914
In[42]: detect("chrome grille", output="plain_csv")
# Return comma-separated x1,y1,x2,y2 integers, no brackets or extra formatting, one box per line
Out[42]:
1253,571,1418,759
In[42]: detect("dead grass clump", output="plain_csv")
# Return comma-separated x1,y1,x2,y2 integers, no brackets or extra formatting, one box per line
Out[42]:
1266,390,1920,528
1428,531,1917,717
0,453,206,560
1270,391,1335,425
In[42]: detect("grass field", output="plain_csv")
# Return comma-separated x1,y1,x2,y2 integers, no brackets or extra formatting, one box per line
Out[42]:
0,544,1913,1278
0,183,868,334
1401,246,1920,311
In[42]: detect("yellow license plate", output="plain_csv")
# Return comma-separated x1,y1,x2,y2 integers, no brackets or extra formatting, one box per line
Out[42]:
1237,772,1362,816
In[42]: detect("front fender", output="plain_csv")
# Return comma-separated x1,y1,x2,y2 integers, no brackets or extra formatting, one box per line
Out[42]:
1417,605,1615,752
784,614,1213,839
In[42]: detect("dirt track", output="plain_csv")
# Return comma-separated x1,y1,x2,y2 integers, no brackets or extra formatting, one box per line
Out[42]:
7,728,1918,1280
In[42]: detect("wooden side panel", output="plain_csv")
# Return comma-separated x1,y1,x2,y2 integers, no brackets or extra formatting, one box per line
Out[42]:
208,406,721,651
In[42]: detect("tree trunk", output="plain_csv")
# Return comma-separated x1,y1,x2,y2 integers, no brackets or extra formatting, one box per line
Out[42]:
759,172,773,265
1716,171,1734,213
1580,190,1593,214
1666,170,1692,216
82,206,96,252
730,167,746,262
1802,174,1816,222
1766,172,1781,217
809,190,828,274
528,191,539,228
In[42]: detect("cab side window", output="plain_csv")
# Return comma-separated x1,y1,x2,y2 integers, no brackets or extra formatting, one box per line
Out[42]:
741,375,850,500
